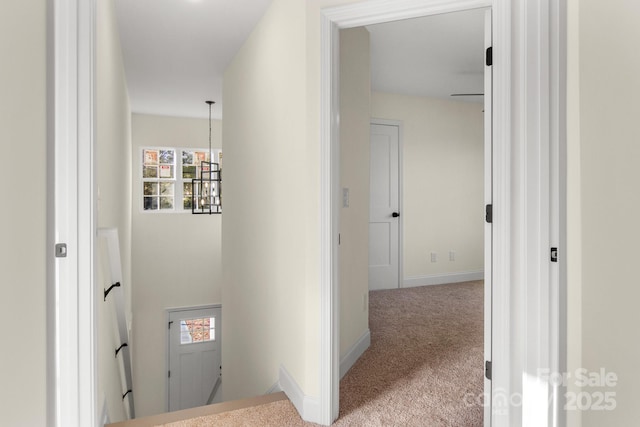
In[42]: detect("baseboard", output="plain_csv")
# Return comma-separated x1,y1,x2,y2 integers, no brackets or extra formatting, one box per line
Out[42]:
340,329,370,379
278,365,320,424
265,381,282,394
100,393,110,426
403,270,484,288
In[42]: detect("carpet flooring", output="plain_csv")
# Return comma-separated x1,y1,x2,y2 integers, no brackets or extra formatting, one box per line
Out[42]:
162,281,484,426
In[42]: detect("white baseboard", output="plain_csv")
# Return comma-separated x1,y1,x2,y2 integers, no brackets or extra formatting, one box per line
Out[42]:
100,393,110,426
340,329,370,379
275,330,370,423
403,270,484,288
265,381,282,394
278,365,320,424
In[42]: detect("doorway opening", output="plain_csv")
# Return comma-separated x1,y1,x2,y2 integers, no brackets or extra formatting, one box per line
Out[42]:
338,8,491,424
320,1,506,425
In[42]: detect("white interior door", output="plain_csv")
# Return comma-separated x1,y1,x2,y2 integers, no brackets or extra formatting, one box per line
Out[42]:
483,9,493,427
369,123,400,291
168,306,222,412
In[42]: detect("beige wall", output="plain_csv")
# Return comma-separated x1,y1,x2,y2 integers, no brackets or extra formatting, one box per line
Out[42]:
575,0,640,425
565,0,581,426
96,0,132,421
0,1,47,426
131,114,222,416
371,92,484,281
222,0,310,400
339,27,371,358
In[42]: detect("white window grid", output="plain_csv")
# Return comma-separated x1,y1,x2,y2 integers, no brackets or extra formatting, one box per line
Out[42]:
140,147,222,213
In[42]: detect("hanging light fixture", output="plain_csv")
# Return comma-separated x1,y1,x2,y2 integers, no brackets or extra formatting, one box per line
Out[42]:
191,100,222,214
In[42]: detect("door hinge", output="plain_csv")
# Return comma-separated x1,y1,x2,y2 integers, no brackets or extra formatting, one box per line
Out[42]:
485,360,492,380
55,243,67,258
485,204,493,223
551,247,558,263
486,46,493,66
168,370,171,378
338,233,341,245
168,321,173,329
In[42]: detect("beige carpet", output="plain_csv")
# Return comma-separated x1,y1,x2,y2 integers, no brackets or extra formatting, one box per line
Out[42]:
162,281,484,426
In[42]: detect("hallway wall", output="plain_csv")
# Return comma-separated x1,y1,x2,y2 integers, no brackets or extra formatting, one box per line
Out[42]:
371,92,484,283
96,0,133,421
571,0,640,425
131,114,223,416
0,1,47,426
339,27,371,361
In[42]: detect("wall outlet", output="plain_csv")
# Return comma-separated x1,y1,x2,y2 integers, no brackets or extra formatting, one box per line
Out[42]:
430,252,437,262
449,251,456,261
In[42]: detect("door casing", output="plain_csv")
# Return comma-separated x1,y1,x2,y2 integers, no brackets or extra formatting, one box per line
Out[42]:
320,0,564,426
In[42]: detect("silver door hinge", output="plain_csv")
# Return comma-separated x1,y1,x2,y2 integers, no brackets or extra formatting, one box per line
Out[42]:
485,360,492,380
55,243,67,258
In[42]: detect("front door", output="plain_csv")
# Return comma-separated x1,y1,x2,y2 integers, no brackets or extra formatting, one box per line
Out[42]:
368,122,400,290
168,305,222,411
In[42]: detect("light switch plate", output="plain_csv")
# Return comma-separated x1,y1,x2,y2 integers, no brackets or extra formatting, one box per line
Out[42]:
342,188,349,208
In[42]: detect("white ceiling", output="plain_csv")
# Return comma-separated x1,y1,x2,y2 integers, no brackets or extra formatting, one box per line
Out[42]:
367,8,486,103
114,0,273,119
114,2,486,120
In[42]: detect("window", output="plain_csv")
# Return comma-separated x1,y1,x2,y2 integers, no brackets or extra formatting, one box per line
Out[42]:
142,148,176,210
141,147,222,212
180,317,216,344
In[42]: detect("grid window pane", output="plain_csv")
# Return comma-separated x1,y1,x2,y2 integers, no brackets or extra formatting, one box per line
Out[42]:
160,182,174,196
159,149,174,164
144,197,158,210
143,166,158,178
180,317,216,344
160,196,174,210
144,182,158,196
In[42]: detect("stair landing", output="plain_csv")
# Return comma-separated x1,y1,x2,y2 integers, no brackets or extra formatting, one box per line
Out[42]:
107,392,288,427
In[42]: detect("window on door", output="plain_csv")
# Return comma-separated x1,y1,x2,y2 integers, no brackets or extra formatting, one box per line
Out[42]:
180,317,216,344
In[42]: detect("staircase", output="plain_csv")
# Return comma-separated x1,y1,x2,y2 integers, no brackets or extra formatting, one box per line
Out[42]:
106,392,288,427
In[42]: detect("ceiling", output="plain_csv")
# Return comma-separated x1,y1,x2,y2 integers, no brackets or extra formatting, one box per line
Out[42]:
367,8,486,103
114,2,486,120
114,0,273,119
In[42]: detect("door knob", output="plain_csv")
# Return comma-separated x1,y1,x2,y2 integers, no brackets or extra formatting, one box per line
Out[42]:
392,212,400,218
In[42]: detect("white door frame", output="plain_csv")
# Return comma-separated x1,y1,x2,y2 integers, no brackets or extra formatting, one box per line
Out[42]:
320,0,565,426
49,0,97,426
369,118,403,289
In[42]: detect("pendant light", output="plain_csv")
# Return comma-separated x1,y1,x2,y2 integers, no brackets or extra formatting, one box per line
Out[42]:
191,100,222,214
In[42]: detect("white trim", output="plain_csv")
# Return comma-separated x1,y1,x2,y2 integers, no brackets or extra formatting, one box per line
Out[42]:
403,271,484,288
52,0,97,426
99,393,110,426
340,330,371,379
265,382,283,394
322,1,563,427
483,9,493,424
278,365,321,424
319,12,340,426
322,0,493,28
